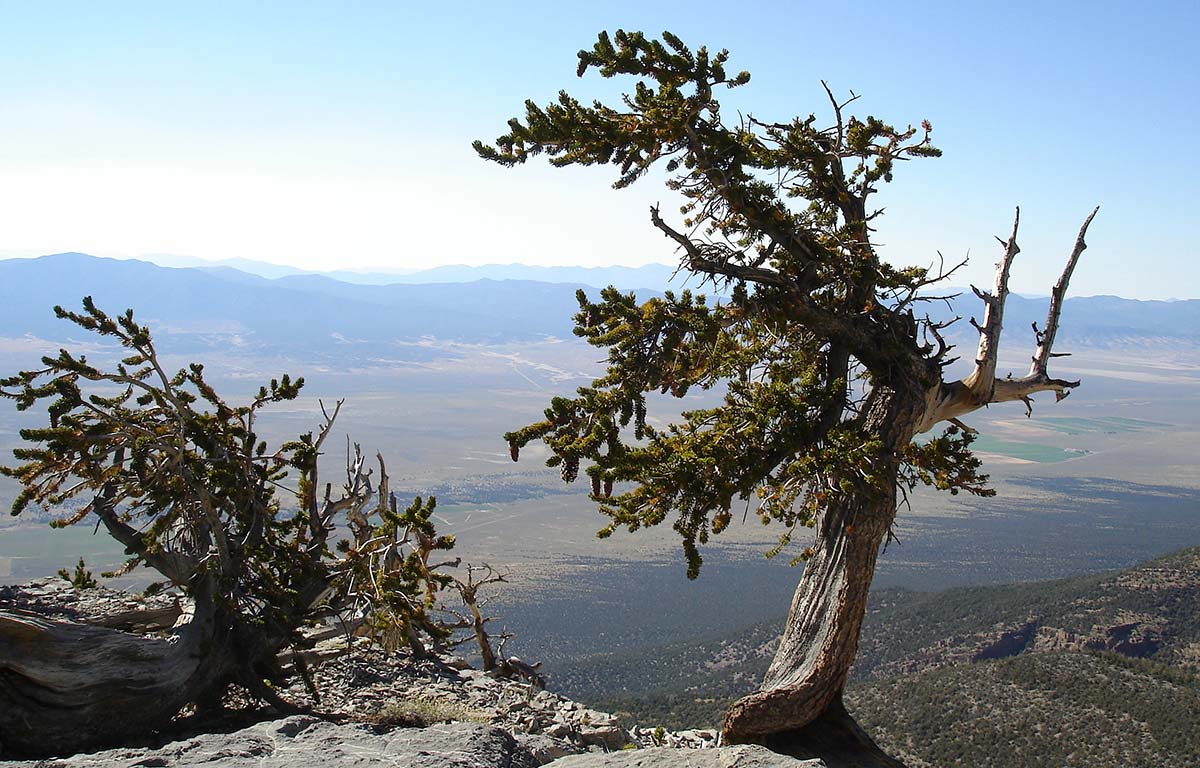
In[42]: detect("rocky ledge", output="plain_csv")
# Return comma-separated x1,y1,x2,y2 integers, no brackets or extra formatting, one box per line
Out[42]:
0,579,828,767
1,716,826,768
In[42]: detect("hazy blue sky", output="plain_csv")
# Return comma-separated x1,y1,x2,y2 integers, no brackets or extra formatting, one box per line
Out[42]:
1,1,1196,298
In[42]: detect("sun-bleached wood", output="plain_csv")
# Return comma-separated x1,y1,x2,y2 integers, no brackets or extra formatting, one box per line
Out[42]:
915,207,1098,434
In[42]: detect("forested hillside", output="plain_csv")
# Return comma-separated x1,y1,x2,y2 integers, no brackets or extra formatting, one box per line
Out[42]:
851,651,1200,767
565,546,1200,766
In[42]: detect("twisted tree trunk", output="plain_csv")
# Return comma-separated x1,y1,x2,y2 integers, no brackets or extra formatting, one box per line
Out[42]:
723,386,922,767
722,494,896,756
722,209,1097,763
0,583,234,757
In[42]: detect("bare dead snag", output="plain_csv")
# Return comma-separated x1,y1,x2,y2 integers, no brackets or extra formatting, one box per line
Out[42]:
439,564,543,686
494,633,546,689
917,207,1099,432
445,563,508,672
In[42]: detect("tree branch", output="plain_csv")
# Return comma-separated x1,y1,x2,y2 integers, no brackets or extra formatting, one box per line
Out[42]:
917,208,1099,433
648,205,886,370
962,207,1020,402
986,206,1099,410
91,478,197,585
1029,206,1099,379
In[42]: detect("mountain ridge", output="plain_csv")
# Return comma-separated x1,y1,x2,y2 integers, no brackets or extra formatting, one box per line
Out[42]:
2,254,1195,364
18,252,685,291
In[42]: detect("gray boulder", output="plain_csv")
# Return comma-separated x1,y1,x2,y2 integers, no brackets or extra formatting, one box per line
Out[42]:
545,746,827,767
578,723,630,751
517,733,584,763
3,717,539,768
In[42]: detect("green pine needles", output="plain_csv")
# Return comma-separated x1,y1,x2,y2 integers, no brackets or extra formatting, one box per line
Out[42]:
480,30,991,579
0,298,472,710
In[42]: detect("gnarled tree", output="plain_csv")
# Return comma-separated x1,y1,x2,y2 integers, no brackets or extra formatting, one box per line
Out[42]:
0,300,457,757
477,30,1098,764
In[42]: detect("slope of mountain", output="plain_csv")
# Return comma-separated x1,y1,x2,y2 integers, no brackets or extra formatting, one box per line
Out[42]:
550,547,1200,702
1,254,1196,341
924,289,1200,351
849,651,1200,768
2,254,1200,350
558,547,1200,766
142,253,419,284
1,254,1196,370
384,262,682,291
852,545,1200,680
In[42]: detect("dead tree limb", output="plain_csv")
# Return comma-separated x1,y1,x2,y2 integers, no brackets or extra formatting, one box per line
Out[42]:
916,207,1099,432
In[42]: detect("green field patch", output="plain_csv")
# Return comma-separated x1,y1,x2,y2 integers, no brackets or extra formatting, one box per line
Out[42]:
970,435,1085,463
0,524,129,583
1105,416,1173,427
1033,416,1170,435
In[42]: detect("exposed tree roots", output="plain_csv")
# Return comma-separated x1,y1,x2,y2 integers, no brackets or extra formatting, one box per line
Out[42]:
754,698,906,768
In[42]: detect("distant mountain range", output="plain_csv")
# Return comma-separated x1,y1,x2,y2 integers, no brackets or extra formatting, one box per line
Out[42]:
0,253,596,358
0,253,1195,364
142,252,684,291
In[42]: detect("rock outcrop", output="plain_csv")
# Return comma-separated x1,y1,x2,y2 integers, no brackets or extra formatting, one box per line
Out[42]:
551,747,826,767
0,579,794,766
2,717,539,768
0,716,828,768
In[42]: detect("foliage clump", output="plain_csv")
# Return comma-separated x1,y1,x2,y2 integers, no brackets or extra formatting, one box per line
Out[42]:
57,558,98,590
372,696,490,728
0,299,516,726
477,29,990,579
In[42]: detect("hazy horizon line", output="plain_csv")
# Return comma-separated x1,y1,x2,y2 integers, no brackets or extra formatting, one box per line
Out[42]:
1,250,1195,302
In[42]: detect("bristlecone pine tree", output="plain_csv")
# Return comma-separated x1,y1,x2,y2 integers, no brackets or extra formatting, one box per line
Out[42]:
477,30,1099,765
0,300,457,757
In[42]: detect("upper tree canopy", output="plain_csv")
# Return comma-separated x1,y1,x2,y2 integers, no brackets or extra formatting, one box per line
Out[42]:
476,30,994,577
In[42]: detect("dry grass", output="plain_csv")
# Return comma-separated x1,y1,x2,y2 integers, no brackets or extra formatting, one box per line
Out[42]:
371,695,491,728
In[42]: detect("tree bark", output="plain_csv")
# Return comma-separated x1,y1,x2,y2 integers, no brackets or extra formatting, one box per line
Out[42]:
0,584,234,757
723,386,923,766
470,602,498,673
722,492,892,736
722,490,906,765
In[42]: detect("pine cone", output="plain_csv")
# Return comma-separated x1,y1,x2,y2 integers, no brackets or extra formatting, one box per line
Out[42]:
561,456,579,483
